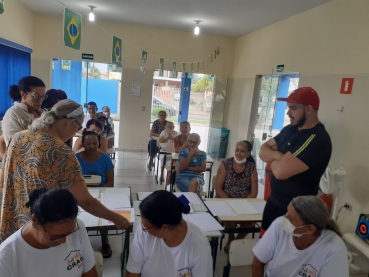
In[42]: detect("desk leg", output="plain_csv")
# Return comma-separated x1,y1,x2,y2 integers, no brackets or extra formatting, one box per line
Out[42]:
207,164,213,198
121,228,131,276
161,154,167,185
209,237,219,275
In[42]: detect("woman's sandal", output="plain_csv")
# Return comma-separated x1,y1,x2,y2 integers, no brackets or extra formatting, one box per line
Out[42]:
102,244,112,258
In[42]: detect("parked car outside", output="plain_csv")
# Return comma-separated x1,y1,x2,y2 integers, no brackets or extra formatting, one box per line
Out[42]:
152,96,177,117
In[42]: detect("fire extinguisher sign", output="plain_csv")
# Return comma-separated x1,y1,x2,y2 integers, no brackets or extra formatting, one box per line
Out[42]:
340,78,354,94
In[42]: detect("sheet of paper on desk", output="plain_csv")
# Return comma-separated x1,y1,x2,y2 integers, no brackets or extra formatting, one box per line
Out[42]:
101,193,131,209
173,192,201,205
138,192,152,200
205,201,237,217
101,208,135,225
250,202,266,213
87,189,100,198
226,199,261,215
78,212,99,227
103,188,131,195
183,213,224,232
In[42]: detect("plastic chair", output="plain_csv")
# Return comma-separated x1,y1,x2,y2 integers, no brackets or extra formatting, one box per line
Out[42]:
94,251,103,277
223,239,260,277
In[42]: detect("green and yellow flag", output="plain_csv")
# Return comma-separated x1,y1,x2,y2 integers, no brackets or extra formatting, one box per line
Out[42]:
63,8,82,50
112,36,122,64
0,0,4,14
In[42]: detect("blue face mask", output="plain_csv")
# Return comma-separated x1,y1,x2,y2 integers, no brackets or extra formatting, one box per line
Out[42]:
280,217,308,238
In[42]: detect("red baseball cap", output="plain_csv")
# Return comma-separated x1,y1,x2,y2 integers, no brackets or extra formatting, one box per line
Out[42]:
277,87,320,110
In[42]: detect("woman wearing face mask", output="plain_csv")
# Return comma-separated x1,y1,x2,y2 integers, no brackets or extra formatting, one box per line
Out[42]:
0,188,98,277
252,196,349,277
215,140,258,251
73,119,108,154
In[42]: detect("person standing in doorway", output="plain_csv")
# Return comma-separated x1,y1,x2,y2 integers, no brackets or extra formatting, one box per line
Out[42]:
258,87,332,235
82,101,98,128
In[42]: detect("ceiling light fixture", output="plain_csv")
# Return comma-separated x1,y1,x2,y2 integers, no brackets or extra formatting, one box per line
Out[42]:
194,20,201,35
88,5,96,22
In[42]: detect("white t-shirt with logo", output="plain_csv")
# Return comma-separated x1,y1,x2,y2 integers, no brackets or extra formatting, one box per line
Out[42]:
127,220,213,277
252,216,349,277
0,219,95,277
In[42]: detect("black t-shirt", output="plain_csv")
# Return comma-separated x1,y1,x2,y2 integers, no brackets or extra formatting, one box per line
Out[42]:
269,123,332,209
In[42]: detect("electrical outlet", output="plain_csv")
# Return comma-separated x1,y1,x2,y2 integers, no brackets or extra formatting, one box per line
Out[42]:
344,202,352,211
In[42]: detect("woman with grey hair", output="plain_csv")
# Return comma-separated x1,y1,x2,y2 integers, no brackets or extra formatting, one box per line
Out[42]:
215,140,258,252
252,195,349,277
0,99,129,243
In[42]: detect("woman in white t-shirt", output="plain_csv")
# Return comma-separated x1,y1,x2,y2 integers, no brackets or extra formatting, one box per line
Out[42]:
158,121,178,182
0,188,97,277
126,190,213,277
252,196,349,277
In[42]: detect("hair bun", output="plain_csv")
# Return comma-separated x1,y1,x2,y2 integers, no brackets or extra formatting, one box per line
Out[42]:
25,188,48,208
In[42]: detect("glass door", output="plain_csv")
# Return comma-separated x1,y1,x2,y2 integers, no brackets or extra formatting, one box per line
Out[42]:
251,72,299,185
207,75,228,158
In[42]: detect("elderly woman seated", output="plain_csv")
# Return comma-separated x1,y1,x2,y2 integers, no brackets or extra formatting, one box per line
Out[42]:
73,119,108,154
76,131,115,258
157,122,178,182
215,140,258,252
252,196,349,277
176,133,206,193
0,188,97,277
95,112,115,149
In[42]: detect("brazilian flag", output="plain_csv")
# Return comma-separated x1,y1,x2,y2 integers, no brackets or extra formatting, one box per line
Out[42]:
0,0,4,15
112,36,122,64
63,8,82,50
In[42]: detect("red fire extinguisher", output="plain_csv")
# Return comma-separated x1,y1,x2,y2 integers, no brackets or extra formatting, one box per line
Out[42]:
320,194,333,214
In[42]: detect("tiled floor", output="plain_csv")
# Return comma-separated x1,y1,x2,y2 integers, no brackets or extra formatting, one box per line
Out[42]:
90,150,260,277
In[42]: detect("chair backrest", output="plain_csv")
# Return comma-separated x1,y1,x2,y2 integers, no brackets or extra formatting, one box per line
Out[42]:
229,239,260,266
212,175,217,189
94,251,103,277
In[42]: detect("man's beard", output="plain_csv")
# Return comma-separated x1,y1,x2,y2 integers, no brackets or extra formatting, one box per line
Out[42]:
296,112,307,128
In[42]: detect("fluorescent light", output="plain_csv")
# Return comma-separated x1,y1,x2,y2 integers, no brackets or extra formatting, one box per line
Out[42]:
89,11,95,21
194,26,200,35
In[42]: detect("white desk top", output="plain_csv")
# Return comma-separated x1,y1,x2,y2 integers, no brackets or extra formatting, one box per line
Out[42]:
107,148,115,154
79,187,132,228
84,175,101,186
133,201,222,238
150,136,159,140
205,198,265,222
171,152,214,163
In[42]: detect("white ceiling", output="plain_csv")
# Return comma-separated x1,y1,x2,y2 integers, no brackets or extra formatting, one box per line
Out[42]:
20,0,331,37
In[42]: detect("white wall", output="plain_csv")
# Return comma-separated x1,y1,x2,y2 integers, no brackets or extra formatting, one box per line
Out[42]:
225,0,369,233
0,0,33,48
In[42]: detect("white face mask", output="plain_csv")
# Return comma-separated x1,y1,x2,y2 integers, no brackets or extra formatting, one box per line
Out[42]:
280,217,307,238
103,112,109,117
234,157,247,164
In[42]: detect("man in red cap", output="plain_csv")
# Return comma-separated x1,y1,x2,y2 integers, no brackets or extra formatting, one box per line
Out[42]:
259,87,332,233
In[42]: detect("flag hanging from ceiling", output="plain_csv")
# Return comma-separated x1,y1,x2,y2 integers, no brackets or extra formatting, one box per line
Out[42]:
140,51,147,73
170,61,177,78
63,8,82,50
159,58,164,76
112,36,122,64
182,63,186,75
191,63,194,73
0,0,4,14
197,62,200,72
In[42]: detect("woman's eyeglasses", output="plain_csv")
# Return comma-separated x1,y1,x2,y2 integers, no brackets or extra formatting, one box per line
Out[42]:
141,222,155,232
75,120,83,131
27,92,48,101
42,221,80,242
